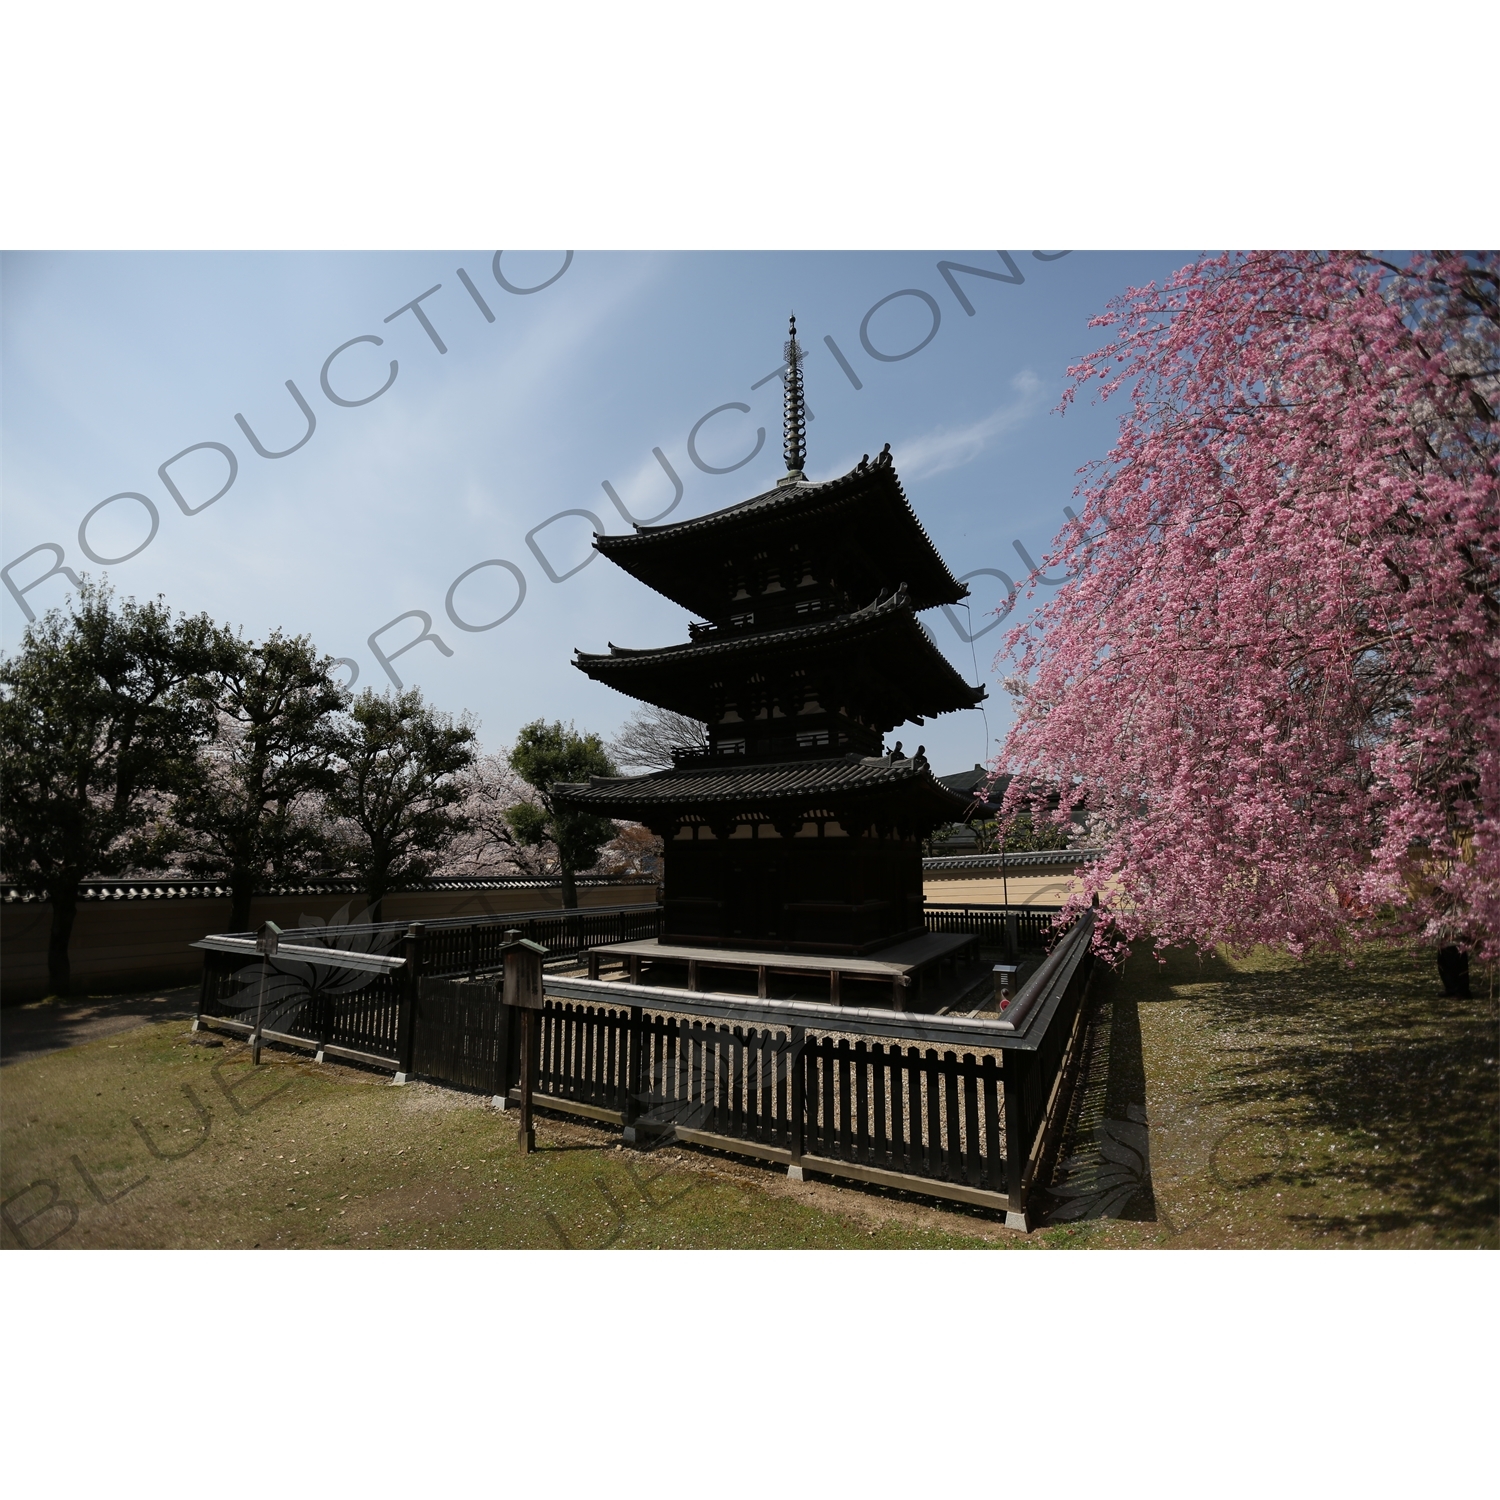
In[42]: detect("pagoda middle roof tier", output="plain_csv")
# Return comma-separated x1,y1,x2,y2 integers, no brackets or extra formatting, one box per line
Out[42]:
594,451,967,618
572,588,985,725
551,751,974,823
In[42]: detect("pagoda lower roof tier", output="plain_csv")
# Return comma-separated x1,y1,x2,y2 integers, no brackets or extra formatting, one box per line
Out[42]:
572,589,984,725
594,454,967,618
551,752,972,826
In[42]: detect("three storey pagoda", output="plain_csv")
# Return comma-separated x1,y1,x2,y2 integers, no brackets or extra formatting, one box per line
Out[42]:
555,318,983,957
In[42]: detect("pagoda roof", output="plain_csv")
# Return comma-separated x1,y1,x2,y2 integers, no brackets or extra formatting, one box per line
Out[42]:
573,587,985,724
594,452,967,617
552,752,973,821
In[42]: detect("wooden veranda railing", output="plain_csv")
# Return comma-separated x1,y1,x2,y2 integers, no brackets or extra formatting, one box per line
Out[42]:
924,902,1061,952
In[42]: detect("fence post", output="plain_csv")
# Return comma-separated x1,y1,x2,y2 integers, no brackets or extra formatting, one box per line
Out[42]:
1003,1051,1032,1231
517,1008,537,1153
315,983,330,1064
787,1026,806,1179
493,993,516,1109
1006,912,1019,960
192,955,209,1032
250,920,281,1066
622,1005,644,1143
395,922,425,1083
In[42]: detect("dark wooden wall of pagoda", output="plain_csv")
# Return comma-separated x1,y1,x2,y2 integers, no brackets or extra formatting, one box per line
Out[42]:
661,829,925,955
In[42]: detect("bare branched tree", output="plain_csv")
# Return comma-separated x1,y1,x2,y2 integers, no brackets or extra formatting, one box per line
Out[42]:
607,704,708,772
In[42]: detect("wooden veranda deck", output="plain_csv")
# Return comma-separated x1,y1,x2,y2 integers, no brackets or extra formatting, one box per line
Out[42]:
584,930,977,1007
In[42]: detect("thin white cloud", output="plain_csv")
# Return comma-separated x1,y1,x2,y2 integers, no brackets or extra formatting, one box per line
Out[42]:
892,369,1044,481
608,446,682,523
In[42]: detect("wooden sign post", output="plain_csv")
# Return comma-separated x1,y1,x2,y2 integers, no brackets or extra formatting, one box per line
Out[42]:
993,962,1020,1013
500,929,547,1154
251,921,282,1065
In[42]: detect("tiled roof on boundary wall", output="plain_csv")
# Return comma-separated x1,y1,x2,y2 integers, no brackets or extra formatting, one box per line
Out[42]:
922,850,1101,872
918,852,1098,876
0,875,658,905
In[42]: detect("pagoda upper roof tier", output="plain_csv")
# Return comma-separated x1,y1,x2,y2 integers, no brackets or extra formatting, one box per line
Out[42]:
572,588,985,726
551,751,973,823
593,451,967,618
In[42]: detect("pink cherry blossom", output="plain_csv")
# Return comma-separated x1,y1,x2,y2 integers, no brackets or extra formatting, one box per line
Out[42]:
997,252,1498,963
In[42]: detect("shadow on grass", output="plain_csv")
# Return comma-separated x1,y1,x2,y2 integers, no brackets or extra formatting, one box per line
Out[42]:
1039,965,1160,1226
1,988,199,1066
1185,946,1497,1242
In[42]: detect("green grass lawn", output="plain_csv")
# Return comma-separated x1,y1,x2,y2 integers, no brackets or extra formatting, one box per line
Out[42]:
0,1019,1013,1250
1036,941,1498,1249
4,939,1494,1250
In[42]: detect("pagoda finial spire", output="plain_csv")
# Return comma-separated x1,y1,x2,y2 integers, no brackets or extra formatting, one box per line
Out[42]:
780,313,807,485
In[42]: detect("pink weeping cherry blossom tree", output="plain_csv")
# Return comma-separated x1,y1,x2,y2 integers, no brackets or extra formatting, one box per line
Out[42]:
998,251,1498,967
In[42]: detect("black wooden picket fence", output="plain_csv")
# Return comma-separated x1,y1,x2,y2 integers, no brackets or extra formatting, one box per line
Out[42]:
195,903,662,1071
196,901,1056,1069
512,911,1095,1226
195,901,1092,1226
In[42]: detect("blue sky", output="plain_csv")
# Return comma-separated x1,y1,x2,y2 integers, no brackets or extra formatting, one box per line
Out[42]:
1,250,1194,773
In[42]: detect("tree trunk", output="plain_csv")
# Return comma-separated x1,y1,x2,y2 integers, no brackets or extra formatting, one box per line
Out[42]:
560,865,578,909
229,869,255,934
1437,945,1471,998
47,886,79,997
